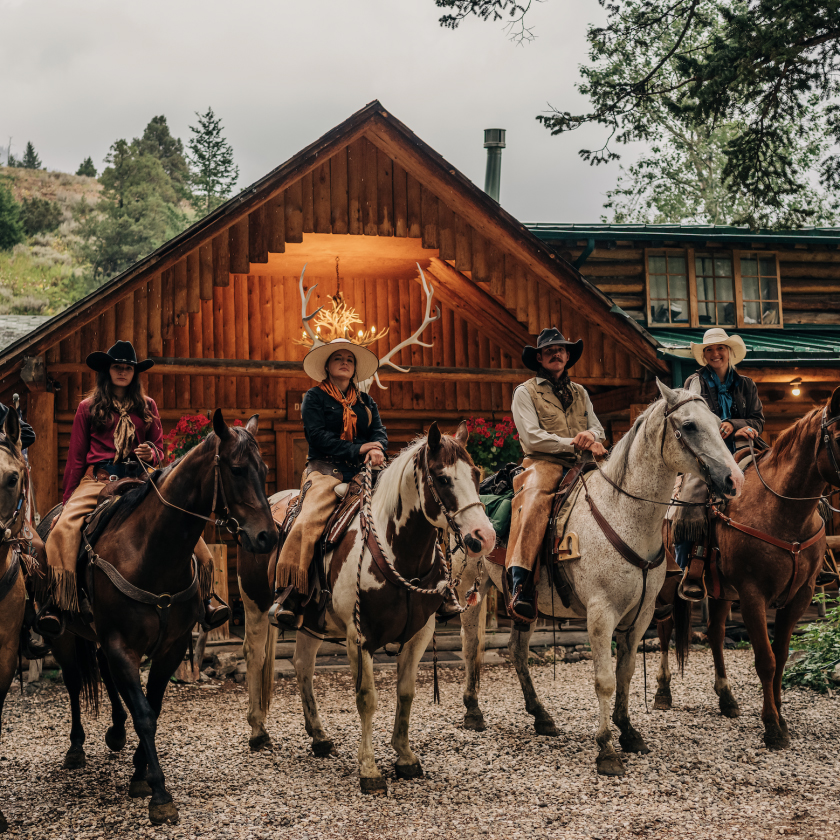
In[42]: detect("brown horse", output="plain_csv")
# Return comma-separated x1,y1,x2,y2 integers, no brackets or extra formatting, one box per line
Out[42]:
0,410,29,835
238,422,496,791
36,411,276,825
656,387,840,750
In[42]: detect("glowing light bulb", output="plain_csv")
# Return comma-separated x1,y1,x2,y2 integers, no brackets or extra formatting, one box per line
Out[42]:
792,387,801,397
358,329,363,337
316,326,321,334
371,325,376,334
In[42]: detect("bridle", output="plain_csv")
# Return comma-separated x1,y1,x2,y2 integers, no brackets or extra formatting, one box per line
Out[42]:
745,406,840,512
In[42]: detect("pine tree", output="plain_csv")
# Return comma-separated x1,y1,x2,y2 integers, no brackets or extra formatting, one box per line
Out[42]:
188,107,239,215
0,184,25,250
20,142,42,170
76,157,97,177
135,116,190,196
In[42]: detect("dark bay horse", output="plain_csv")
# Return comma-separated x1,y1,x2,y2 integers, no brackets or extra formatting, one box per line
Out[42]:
656,387,840,750
36,411,276,825
0,410,30,834
238,422,495,792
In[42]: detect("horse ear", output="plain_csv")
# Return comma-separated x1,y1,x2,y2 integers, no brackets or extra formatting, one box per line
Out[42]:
245,414,259,436
454,420,469,446
3,407,20,448
656,377,679,406
684,375,702,396
830,386,840,418
427,421,441,450
212,408,231,441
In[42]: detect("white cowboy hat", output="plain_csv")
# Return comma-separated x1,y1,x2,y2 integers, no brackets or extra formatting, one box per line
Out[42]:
302,338,379,383
690,328,748,367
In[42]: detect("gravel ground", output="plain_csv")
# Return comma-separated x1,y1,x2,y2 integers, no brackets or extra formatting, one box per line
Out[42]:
1,649,839,840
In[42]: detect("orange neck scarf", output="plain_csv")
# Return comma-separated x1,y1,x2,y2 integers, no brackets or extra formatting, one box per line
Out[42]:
319,380,358,441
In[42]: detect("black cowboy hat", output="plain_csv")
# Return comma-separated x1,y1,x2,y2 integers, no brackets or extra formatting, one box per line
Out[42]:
86,340,155,374
522,327,583,372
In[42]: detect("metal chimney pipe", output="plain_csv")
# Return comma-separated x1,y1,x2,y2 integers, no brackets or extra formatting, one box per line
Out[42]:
483,128,506,203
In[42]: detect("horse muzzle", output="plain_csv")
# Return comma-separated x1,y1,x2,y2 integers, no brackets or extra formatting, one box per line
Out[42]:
710,461,744,499
240,527,278,555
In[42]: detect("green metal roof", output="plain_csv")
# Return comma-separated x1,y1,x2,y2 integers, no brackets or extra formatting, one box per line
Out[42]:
653,328,840,365
525,223,840,247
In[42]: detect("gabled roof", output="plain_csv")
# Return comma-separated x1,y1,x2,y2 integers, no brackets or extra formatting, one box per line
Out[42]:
0,101,664,374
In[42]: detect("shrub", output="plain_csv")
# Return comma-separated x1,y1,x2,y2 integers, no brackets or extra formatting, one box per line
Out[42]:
782,595,840,694
464,416,522,474
0,184,25,250
20,196,63,236
76,157,97,177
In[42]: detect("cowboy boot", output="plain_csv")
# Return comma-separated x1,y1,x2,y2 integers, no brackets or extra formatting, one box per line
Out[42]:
508,566,536,621
268,586,303,630
201,596,231,631
436,587,462,622
678,544,707,602
33,601,63,640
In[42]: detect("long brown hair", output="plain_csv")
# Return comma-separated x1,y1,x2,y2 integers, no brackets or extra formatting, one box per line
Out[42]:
85,369,155,430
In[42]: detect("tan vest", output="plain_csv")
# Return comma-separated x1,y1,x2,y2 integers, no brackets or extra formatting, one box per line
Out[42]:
520,377,591,468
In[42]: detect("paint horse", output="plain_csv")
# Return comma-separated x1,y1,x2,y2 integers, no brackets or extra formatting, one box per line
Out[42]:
238,421,495,792
0,409,35,834
455,379,744,776
36,412,276,825
655,387,840,750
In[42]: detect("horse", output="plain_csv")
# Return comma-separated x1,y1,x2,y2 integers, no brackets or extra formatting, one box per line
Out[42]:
654,386,840,750
454,379,744,776
35,411,276,826
0,410,30,834
238,421,496,792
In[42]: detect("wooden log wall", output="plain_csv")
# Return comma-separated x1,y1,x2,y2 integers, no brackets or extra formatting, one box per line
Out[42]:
549,239,840,326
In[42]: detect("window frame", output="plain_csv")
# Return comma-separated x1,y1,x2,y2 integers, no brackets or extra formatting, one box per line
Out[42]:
644,247,783,329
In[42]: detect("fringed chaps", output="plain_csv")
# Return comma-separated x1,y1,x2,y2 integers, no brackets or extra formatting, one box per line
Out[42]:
669,473,710,544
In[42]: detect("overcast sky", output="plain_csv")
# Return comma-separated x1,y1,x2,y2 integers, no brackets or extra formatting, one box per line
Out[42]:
1,0,646,222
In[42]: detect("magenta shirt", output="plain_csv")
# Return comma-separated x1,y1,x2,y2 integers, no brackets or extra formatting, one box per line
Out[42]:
63,397,164,503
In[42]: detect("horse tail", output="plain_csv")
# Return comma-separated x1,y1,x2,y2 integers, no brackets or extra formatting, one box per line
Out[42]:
673,594,693,674
261,622,277,715
75,636,100,716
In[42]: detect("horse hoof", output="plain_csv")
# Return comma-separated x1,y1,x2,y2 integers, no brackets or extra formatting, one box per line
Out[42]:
534,718,559,737
311,739,335,757
596,754,626,776
395,762,423,780
618,732,650,754
105,726,126,752
463,712,486,732
764,730,791,751
653,691,672,711
360,776,388,794
129,780,153,798
149,800,179,825
62,748,86,770
719,700,741,718
248,733,273,752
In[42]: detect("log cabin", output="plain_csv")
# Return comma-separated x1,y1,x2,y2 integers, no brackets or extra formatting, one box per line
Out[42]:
0,102,668,600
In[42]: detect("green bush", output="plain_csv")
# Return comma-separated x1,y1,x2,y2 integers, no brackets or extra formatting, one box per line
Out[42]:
782,595,840,694
20,196,62,236
76,156,97,177
0,184,25,250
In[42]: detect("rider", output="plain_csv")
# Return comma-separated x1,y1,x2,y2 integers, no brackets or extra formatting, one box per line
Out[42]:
40,340,229,636
506,328,608,621
268,338,387,629
673,328,765,600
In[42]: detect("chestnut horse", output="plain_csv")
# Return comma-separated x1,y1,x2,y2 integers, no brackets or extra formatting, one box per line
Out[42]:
238,422,495,792
0,410,30,834
655,387,840,750
36,412,276,825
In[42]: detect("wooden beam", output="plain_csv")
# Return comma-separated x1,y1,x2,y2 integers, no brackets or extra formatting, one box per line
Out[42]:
362,119,666,373
28,390,57,514
590,380,660,417
422,257,534,362
47,358,638,388
739,367,840,383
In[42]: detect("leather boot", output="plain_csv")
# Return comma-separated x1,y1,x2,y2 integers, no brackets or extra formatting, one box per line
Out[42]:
33,604,63,640
436,587,462,622
201,597,231,631
678,545,707,602
508,566,536,621
268,586,303,630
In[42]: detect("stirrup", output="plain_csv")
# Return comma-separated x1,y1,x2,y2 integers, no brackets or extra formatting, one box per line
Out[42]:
508,584,537,624
199,593,231,632
268,602,302,630
33,602,64,640
678,569,706,603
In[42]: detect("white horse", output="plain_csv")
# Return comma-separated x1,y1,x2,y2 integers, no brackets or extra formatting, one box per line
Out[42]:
455,379,744,775
238,422,496,791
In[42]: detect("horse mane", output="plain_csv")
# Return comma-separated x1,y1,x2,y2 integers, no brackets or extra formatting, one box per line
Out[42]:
602,398,663,486
762,408,821,469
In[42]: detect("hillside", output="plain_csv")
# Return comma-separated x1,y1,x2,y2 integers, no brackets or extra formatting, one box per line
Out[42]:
0,167,102,316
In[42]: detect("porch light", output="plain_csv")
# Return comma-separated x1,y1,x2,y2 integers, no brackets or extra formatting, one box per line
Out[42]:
790,378,802,397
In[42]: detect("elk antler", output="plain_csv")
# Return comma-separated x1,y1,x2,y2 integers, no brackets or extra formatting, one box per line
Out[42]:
298,265,324,348
367,263,441,390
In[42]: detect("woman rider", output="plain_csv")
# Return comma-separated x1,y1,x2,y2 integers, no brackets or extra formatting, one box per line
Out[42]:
268,338,387,629
673,328,765,600
40,341,228,636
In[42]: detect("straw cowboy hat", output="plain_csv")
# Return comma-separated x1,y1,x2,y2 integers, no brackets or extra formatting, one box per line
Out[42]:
522,327,583,372
690,328,748,367
302,338,379,383
86,340,155,374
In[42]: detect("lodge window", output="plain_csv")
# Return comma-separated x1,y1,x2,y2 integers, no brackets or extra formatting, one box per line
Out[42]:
645,249,783,328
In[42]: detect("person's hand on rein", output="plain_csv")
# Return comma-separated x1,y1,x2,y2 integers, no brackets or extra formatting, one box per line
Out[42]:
572,431,608,458
734,425,758,441
361,442,385,467
134,442,156,464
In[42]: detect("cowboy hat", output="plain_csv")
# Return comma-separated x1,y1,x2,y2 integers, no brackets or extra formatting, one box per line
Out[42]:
302,338,379,383
690,328,748,367
86,340,155,374
522,327,583,372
